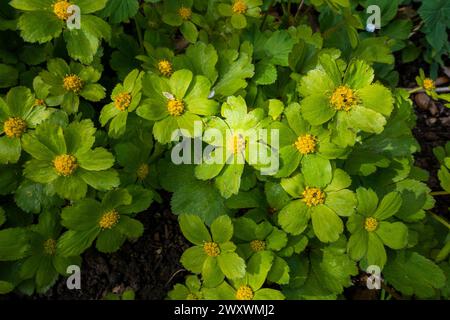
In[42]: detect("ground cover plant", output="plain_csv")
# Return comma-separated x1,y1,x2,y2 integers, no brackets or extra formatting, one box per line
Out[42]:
0,0,449,300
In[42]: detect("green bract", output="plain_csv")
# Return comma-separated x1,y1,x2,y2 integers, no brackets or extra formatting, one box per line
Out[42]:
100,69,143,138
137,69,218,144
195,95,271,198
40,58,106,114
347,188,408,268
58,189,146,256
21,120,119,200
278,168,356,243
19,210,80,293
217,0,262,30
298,55,394,147
179,214,246,288
0,87,51,164
10,0,110,63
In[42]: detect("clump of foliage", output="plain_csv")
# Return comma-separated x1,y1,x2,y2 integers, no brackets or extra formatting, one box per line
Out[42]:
0,0,449,300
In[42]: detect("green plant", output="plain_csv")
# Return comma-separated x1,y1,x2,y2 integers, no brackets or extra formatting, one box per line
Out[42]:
0,0,448,301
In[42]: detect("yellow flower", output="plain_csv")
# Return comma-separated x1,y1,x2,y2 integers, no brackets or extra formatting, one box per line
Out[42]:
302,187,325,207
203,241,220,257
294,134,317,155
250,240,266,252
53,154,78,176
136,163,149,181
236,285,253,300
423,78,435,91
3,117,27,138
364,217,378,232
232,0,247,14
99,209,120,229
330,85,357,111
53,1,72,20
34,99,46,107
167,99,185,116
178,7,192,20
43,238,57,256
114,92,132,111
158,59,173,77
63,74,83,93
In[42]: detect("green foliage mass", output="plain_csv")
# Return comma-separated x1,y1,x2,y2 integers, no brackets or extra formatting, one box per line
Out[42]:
0,0,448,300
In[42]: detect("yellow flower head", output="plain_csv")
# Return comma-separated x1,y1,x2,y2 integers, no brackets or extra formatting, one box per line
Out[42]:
178,7,192,20
167,99,185,116
423,78,435,91
53,1,72,20
294,134,317,155
63,74,83,93
236,285,253,300
330,85,357,111
302,187,325,207
99,209,120,229
137,163,149,181
34,99,46,107
364,217,378,232
232,0,247,14
43,238,57,256
229,134,246,154
203,241,220,257
250,240,266,252
158,59,173,77
114,92,132,111
53,154,78,176
3,117,27,138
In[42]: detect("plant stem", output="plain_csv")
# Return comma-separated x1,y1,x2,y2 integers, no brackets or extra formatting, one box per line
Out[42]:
429,211,450,230
431,191,450,196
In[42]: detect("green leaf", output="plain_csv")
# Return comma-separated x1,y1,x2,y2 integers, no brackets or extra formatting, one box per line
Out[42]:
278,200,310,235
172,180,228,225
77,148,115,171
418,0,450,54
202,256,224,288
373,192,402,220
179,214,211,245
267,256,290,285
246,251,274,290
356,188,378,217
347,229,368,261
79,169,120,192
311,205,343,243
217,252,246,279
57,228,99,257
357,84,393,117
180,246,207,273
301,155,332,188
347,106,386,134
211,215,233,244
115,216,144,239
384,251,446,298
0,136,21,164
18,12,63,43
366,232,387,268
254,288,285,300
254,62,277,85
214,45,254,97
75,0,108,13
0,64,18,88
180,21,198,43
98,0,138,23
231,13,247,29
96,229,126,253
53,176,87,200
64,29,99,64
325,189,356,217
343,59,374,90
215,163,244,199
300,94,335,125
